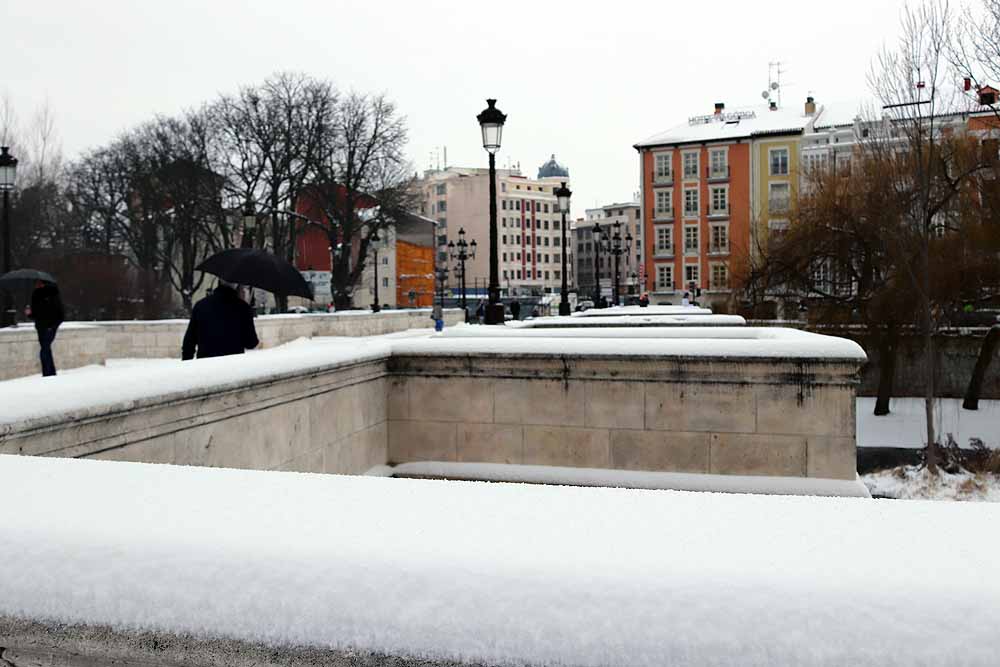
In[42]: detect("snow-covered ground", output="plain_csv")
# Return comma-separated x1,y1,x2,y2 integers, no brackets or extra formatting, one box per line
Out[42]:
2,454,999,666
857,397,1000,449
864,466,1000,502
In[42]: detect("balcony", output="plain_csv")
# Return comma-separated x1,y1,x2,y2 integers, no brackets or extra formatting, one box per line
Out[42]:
653,171,673,185
653,245,674,258
707,165,730,182
683,244,699,257
653,208,674,222
682,168,699,180
708,243,730,256
707,205,730,219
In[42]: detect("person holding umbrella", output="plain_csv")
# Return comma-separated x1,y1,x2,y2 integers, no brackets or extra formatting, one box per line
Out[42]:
26,279,64,377
182,279,259,360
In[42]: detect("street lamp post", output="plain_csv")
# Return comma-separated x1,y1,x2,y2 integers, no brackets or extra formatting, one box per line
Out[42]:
592,222,603,307
1,146,18,327
241,200,256,249
554,181,572,316
370,228,382,313
608,220,634,306
448,227,476,321
477,98,507,325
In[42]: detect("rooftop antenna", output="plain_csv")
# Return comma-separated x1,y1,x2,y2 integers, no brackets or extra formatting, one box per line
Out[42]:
767,61,785,107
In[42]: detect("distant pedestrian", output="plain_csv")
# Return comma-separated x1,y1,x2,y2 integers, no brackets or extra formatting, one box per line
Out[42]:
681,291,691,307
182,280,259,360
431,304,444,331
639,292,650,308
25,280,64,377
510,299,521,321
475,300,486,323
531,307,539,318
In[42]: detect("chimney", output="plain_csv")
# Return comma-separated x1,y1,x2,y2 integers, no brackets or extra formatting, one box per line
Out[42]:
805,96,816,115
769,101,778,111
714,102,725,115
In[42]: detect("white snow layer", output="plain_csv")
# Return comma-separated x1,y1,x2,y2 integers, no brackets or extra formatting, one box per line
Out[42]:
1,327,865,426
857,397,1000,449
1,455,998,666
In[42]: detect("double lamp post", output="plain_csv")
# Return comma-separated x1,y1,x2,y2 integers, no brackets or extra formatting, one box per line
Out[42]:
591,219,632,307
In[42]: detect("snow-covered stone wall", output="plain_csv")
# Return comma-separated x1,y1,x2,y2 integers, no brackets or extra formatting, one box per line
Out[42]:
1,326,867,486
0,308,464,381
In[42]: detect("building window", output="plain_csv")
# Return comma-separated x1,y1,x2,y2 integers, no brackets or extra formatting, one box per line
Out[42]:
770,148,790,176
655,226,673,254
684,225,699,254
516,200,521,211
502,200,507,210
382,256,388,265
769,182,790,214
683,187,699,217
517,270,522,279
684,263,700,286
545,271,550,280
543,220,549,230
555,270,560,279
554,237,560,247
503,270,508,279
656,264,673,290
709,149,727,177
711,263,729,289
655,152,673,180
382,277,389,288
436,184,446,195
554,220,560,230
503,252,507,261
710,187,728,214
655,189,672,218
502,235,507,244
683,151,699,178
710,224,729,253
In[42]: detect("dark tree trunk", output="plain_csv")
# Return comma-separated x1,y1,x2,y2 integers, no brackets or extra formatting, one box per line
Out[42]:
963,325,1000,410
874,326,899,416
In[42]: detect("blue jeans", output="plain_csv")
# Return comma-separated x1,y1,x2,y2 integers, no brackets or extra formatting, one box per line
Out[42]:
37,326,58,377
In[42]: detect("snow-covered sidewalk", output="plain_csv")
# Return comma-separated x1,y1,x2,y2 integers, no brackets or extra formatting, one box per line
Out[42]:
1,455,998,666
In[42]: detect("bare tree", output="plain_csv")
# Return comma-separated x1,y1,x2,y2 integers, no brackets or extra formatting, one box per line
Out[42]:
310,92,415,308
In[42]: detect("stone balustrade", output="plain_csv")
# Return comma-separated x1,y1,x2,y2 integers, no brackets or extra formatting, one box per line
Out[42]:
0,326,868,494
0,308,463,381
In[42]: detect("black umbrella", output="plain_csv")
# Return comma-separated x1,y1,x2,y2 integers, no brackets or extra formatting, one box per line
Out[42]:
196,248,313,300
0,269,57,291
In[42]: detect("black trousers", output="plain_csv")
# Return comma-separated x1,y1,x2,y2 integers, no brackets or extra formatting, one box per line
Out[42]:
37,326,58,377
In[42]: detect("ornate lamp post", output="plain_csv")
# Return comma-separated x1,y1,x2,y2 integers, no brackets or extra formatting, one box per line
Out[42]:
448,227,476,320
554,181,572,316
241,200,256,249
369,228,382,313
476,98,506,325
1,146,18,327
608,220,633,306
592,222,603,307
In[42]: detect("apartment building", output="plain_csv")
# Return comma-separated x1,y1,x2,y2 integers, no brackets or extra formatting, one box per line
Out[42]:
414,157,573,297
635,100,815,307
575,202,642,298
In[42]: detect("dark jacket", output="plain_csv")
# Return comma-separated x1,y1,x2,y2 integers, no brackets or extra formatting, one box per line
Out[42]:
30,284,64,329
182,285,259,360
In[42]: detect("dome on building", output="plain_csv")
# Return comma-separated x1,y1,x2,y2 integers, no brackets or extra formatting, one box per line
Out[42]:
537,154,569,179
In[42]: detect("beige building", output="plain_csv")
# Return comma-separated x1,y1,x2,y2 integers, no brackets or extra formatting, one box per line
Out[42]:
575,201,643,300
414,157,573,297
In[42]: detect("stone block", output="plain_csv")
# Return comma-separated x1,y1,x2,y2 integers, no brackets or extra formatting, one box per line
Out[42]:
85,435,177,465
583,381,645,429
456,423,524,464
522,426,610,468
645,382,756,433
755,385,854,437
709,433,807,477
406,377,492,423
610,430,709,473
276,446,324,474
807,436,857,480
387,377,409,420
495,379,585,426
387,420,457,463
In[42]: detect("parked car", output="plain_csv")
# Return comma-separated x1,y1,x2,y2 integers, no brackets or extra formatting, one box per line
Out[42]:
575,300,594,312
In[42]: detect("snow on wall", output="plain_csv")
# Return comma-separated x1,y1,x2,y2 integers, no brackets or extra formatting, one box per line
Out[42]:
0,455,997,667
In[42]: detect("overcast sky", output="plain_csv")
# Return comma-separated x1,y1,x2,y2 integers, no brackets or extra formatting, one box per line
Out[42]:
7,0,911,214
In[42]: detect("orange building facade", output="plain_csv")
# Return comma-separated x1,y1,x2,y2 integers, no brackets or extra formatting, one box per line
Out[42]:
638,138,751,306
395,239,435,307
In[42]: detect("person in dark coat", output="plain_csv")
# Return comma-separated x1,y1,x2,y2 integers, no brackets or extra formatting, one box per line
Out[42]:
182,281,259,360
26,280,64,377
639,292,650,308
510,299,521,321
